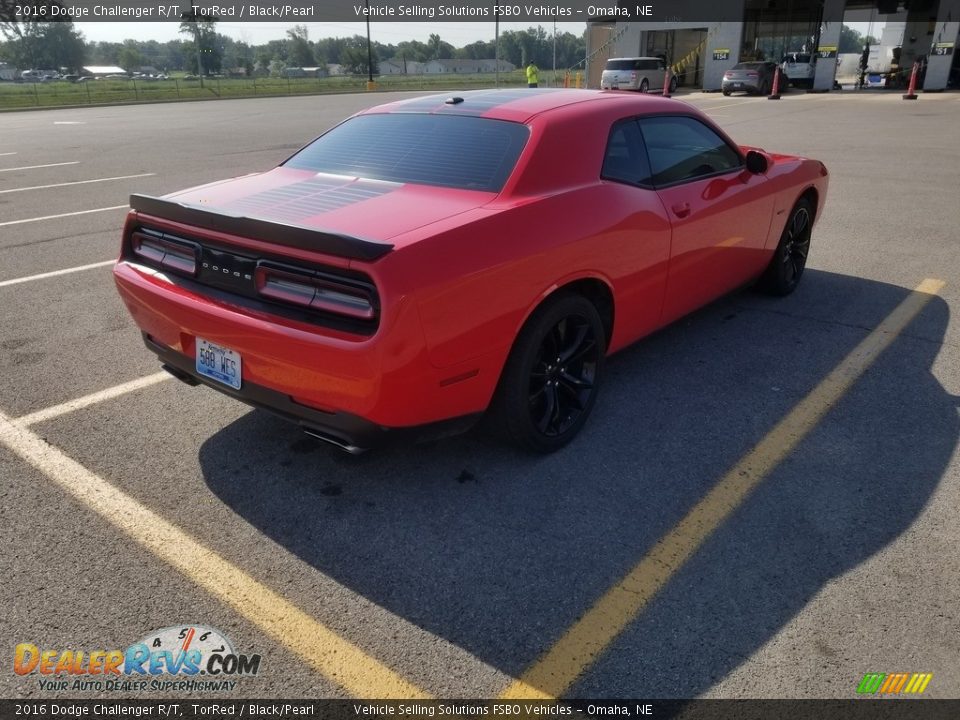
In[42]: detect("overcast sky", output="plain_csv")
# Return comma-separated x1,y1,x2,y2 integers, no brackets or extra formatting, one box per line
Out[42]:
74,21,578,46
74,20,883,47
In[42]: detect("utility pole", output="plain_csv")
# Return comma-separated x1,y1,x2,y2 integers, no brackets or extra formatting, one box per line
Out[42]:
495,14,500,88
181,5,205,88
365,0,374,89
553,19,557,86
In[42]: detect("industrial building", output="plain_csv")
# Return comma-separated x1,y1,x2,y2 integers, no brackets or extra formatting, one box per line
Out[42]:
586,0,959,91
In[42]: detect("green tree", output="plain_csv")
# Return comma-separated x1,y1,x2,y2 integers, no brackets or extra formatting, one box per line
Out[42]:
340,36,378,75
0,20,85,71
286,24,314,67
179,10,218,75
395,39,430,63
117,41,141,73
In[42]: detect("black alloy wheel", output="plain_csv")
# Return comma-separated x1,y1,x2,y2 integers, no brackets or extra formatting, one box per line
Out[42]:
639,78,649,93
489,293,605,452
760,197,813,295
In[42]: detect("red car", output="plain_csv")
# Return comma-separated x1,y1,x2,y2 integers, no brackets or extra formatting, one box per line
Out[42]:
114,89,828,453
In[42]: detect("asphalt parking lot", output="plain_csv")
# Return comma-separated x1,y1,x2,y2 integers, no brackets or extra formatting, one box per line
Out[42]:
2,87,959,701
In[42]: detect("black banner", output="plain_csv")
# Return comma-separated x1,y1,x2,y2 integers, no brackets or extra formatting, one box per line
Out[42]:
2,700,960,720
0,0,770,24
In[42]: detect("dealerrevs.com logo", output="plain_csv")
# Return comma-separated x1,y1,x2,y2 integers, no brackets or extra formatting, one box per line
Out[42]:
14,625,261,693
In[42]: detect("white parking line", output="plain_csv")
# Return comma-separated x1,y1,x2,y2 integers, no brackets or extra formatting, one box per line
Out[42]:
0,173,155,195
0,260,115,288
0,161,79,173
0,152,17,157
0,205,127,228
14,372,173,426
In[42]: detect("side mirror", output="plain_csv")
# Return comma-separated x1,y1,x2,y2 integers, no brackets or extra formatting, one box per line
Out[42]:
745,150,769,174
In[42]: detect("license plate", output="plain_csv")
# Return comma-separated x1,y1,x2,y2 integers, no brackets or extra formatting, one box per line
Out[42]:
196,337,242,390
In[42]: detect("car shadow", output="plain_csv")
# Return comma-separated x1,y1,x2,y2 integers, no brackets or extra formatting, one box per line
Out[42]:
198,269,955,698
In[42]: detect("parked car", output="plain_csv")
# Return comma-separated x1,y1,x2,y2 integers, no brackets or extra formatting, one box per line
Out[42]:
600,57,677,93
722,61,780,95
781,52,817,88
114,89,828,453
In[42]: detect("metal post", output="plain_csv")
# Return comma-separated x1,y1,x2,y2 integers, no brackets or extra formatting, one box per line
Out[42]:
553,19,557,87
495,15,500,88
365,0,375,90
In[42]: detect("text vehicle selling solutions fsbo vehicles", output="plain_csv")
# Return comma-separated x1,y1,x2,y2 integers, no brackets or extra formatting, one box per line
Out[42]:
114,89,829,453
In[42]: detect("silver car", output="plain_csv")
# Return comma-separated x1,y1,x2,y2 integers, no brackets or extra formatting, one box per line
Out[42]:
600,57,676,93
722,61,779,95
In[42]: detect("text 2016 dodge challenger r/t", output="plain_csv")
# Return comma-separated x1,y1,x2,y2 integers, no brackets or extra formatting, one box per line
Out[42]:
114,89,828,452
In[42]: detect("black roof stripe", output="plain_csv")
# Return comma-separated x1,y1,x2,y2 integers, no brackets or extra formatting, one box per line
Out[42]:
389,88,568,116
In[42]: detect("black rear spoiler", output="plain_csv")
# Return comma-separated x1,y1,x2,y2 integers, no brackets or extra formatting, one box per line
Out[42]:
129,194,394,262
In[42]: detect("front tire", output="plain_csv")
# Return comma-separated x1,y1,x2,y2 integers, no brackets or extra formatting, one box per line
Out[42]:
488,293,605,452
759,198,813,295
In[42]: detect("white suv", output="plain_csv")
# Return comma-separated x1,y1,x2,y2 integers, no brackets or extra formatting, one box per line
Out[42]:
601,57,675,93
781,52,817,88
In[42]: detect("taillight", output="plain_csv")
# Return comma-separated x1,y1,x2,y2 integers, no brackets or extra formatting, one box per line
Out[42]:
254,261,376,321
747,72,759,77
130,230,198,276
724,72,732,78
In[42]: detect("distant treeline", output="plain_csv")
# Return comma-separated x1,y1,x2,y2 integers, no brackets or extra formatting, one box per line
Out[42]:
0,22,587,75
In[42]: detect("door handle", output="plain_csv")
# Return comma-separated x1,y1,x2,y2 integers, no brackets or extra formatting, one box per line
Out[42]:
671,202,691,218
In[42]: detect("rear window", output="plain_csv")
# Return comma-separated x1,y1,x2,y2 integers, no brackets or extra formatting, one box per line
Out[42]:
784,54,812,64
605,59,660,71
284,114,529,192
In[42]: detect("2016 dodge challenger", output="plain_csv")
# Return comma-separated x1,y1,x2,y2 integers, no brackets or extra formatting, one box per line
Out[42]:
114,89,828,453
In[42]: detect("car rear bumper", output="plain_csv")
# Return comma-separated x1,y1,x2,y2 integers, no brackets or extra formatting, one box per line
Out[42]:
722,79,762,93
600,77,640,90
114,260,495,445
145,334,479,452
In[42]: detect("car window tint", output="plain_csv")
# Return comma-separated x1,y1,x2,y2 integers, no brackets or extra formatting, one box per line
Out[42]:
284,114,529,192
638,116,742,186
601,120,652,187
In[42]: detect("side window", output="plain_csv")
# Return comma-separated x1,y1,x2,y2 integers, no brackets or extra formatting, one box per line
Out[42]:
638,116,743,187
601,120,652,188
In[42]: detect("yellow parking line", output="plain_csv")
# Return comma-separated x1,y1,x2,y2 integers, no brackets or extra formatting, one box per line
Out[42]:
0,410,432,699
500,278,945,699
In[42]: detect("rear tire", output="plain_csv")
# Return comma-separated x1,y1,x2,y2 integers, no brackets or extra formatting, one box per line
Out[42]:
722,89,731,96
487,293,605,453
669,76,678,93
639,78,649,93
759,198,813,296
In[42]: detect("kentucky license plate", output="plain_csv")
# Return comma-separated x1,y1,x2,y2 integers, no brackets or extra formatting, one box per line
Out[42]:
196,338,242,390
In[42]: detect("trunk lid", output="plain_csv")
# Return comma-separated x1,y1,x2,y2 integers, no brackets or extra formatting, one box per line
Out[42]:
157,167,497,249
